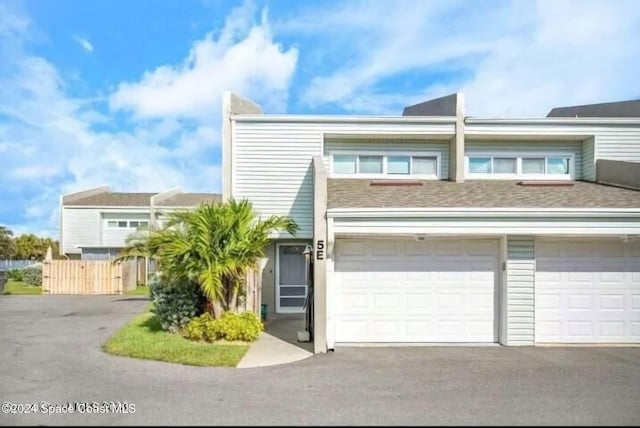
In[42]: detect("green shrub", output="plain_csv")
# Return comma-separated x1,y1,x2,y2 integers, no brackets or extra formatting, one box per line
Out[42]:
148,274,206,333
183,311,263,342
7,269,23,281
182,312,214,341
21,265,42,287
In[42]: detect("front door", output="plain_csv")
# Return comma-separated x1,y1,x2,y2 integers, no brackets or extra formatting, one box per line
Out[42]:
277,244,308,313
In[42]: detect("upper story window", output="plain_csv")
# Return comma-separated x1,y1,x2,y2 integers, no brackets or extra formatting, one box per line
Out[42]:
106,220,149,229
465,153,574,179
331,152,439,179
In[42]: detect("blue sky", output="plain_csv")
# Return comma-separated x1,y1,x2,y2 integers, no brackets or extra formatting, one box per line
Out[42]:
1,0,639,237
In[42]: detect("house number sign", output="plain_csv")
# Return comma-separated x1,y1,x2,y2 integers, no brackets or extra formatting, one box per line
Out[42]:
316,240,325,260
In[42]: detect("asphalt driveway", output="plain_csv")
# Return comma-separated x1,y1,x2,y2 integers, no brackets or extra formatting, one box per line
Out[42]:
1,295,640,426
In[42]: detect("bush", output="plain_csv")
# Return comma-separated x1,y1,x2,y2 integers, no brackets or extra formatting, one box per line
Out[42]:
7,269,23,282
149,275,206,333
183,311,263,342
21,265,42,287
182,312,213,341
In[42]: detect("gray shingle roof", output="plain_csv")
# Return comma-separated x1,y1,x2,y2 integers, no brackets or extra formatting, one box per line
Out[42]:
547,99,640,118
327,179,640,209
63,192,156,206
155,193,221,207
63,192,220,207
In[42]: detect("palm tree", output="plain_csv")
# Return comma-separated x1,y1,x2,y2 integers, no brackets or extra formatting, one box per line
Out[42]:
117,199,298,318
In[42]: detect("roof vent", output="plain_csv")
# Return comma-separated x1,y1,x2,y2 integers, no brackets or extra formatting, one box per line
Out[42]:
517,181,575,187
370,180,424,186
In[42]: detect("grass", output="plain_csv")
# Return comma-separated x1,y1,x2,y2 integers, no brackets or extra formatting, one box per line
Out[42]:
125,284,151,296
2,280,42,295
103,310,250,367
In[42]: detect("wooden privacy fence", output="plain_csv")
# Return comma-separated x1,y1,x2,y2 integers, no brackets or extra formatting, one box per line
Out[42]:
42,259,137,295
240,258,268,317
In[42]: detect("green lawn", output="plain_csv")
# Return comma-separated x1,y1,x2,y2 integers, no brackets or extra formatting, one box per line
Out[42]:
103,311,249,367
2,280,42,295
125,284,151,296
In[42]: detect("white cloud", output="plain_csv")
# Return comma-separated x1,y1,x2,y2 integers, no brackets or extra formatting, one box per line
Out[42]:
73,35,93,52
109,2,298,120
0,1,298,236
279,0,640,116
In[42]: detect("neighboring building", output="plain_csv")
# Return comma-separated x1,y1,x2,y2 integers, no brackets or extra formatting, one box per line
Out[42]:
60,187,220,260
222,91,640,353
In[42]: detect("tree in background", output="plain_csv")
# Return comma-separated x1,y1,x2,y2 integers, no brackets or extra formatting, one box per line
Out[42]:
14,234,45,260
0,226,16,259
0,226,61,260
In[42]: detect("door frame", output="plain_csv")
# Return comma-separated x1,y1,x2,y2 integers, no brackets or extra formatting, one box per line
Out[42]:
275,242,311,314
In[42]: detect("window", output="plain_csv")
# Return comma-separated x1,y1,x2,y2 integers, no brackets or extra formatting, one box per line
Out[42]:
331,152,439,178
493,158,517,174
412,157,437,175
333,154,356,174
469,157,492,173
129,221,149,228
467,154,573,179
358,155,383,173
547,157,570,174
107,220,149,228
522,158,545,174
387,156,410,174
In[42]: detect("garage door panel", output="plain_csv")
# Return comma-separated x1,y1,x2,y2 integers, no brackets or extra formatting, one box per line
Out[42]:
406,293,434,311
334,238,497,343
600,322,625,337
600,294,625,310
372,241,398,256
567,294,594,309
536,238,640,343
466,239,499,255
404,241,430,256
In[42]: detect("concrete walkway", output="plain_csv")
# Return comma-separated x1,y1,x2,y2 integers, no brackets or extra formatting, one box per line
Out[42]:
237,314,313,368
237,331,313,368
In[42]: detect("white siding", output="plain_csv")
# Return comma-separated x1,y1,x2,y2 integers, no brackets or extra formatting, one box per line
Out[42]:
233,122,321,238
324,140,450,179
595,128,640,162
465,122,640,137
582,136,596,181
232,121,455,239
466,140,583,179
101,212,151,248
61,208,100,254
505,236,535,345
465,122,640,168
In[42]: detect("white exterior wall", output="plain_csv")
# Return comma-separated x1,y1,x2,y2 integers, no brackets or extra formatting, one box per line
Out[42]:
465,140,583,179
504,236,535,346
582,136,596,181
232,120,455,239
595,128,640,162
324,139,450,179
61,208,101,254
62,208,151,254
465,122,640,175
101,212,151,248
232,122,321,238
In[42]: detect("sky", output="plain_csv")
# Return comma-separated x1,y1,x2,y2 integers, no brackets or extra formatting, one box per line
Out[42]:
1,0,639,238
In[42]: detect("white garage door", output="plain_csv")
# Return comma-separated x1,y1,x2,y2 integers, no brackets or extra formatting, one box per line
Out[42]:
536,239,640,343
333,238,498,343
